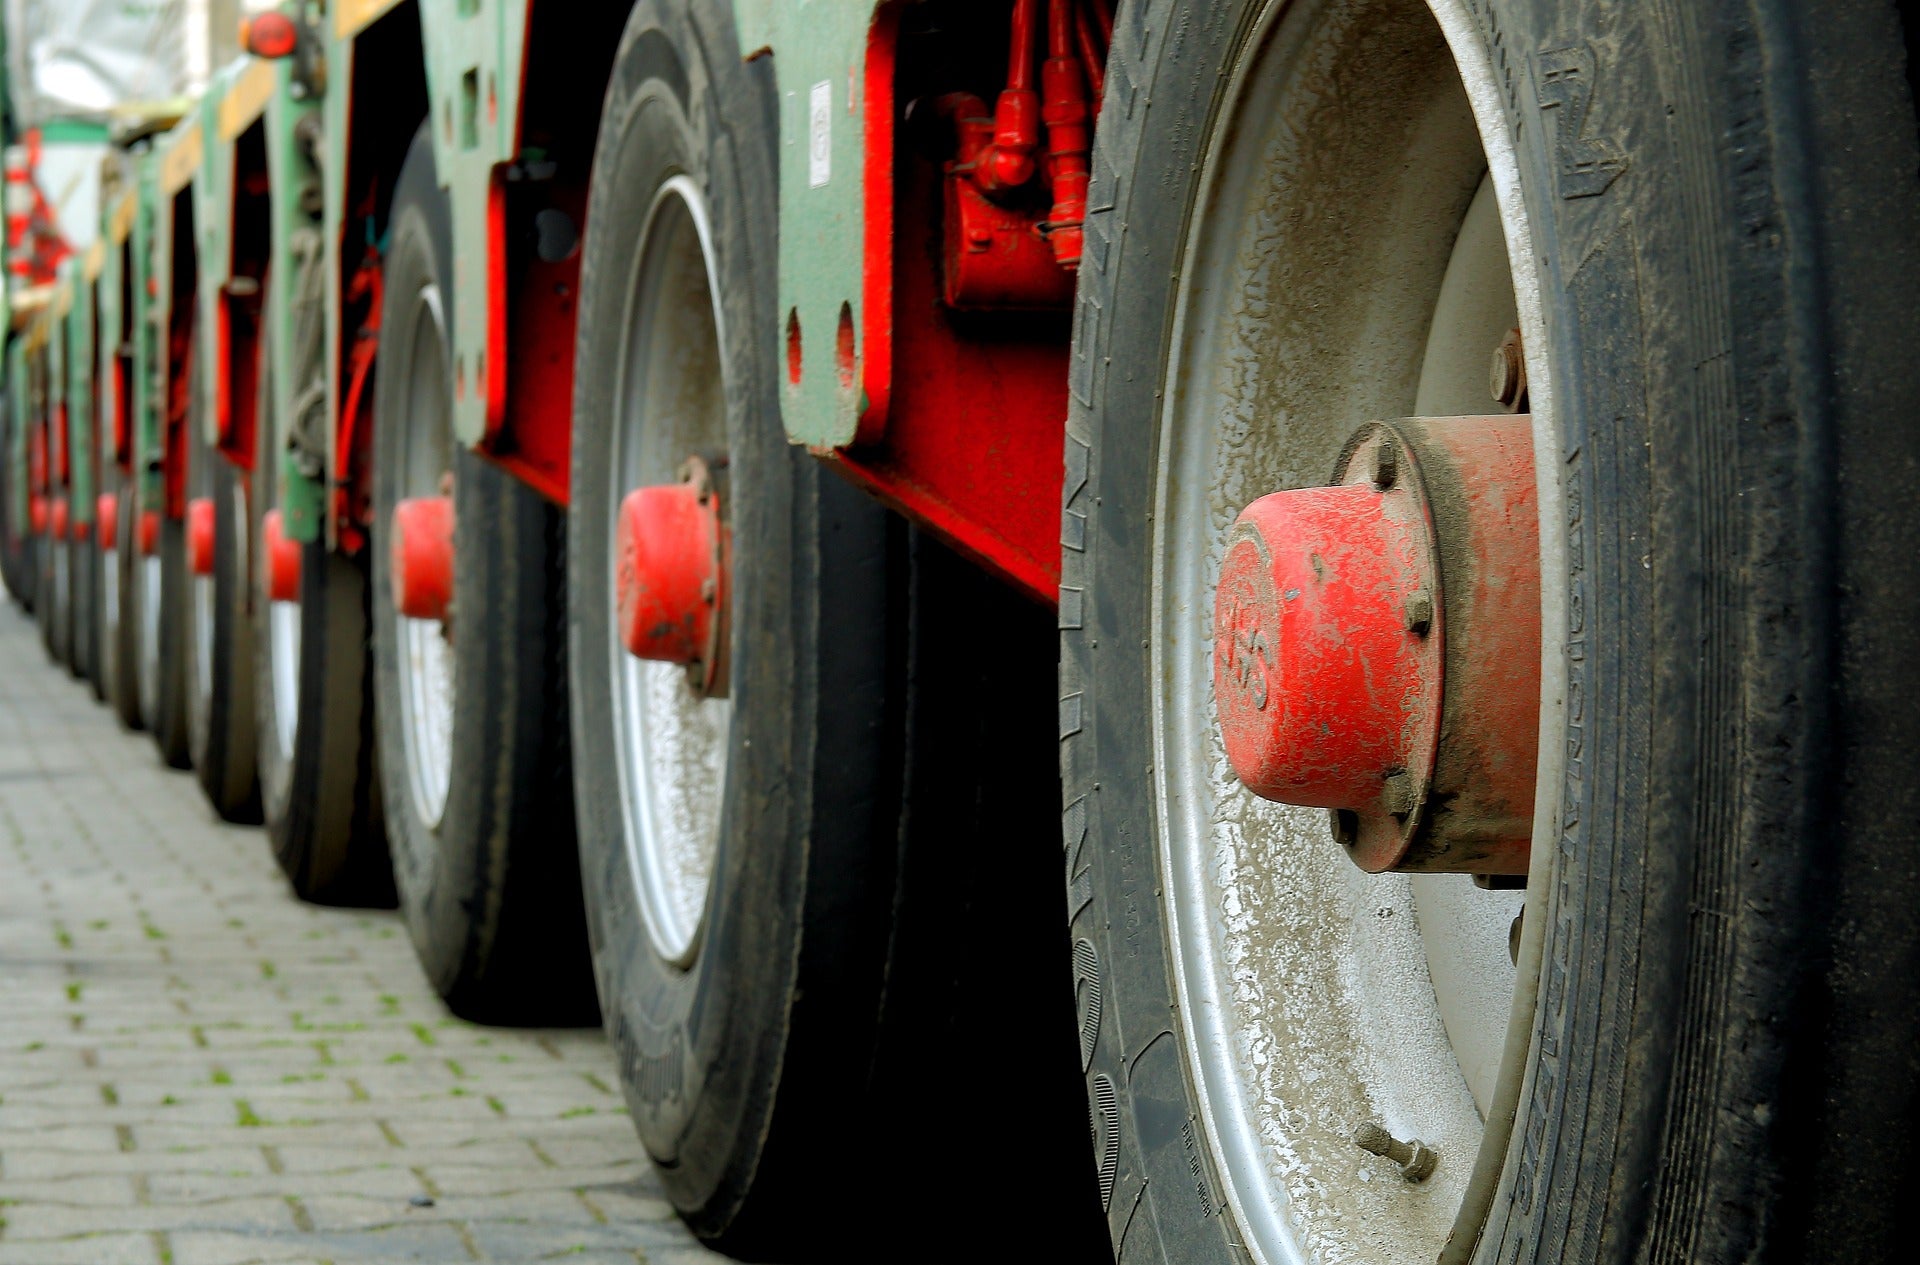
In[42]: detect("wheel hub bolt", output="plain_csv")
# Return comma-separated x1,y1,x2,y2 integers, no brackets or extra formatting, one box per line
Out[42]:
261,509,301,603
615,456,729,695
187,497,215,577
1353,1121,1438,1182
389,495,454,622
96,495,117,550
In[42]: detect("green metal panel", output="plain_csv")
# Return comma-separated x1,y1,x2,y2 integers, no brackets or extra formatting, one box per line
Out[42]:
9,340,26,540
65,262,94,522
193,67,240,454
132,152,161,514
266,61,324,544
734,0,879,451
98,189,125,505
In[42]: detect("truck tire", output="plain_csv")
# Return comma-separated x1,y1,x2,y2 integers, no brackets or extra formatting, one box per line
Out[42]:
106,481,143,730
252,279,391,905
1060,2,1920,1264
570,4,1107,1256
185,433,261,822
134,466,191,767
370,126,594,1023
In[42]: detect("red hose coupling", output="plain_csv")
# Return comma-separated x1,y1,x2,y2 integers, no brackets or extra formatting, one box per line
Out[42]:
137,509,160,558
96,494,117,550
28,494,47,536
615,456,729,696
48,497,67,542
261,508,301,603
187,497,215,577
1214,416,1541,873
389,495,453,622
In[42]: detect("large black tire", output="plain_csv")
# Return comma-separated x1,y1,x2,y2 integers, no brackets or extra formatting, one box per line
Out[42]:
106,480,143,730
69,524,96,684
186,448,262,823
252,275,391,906
370,125,593,1024
1061,2,1920,1263
138,507,192,767
35,510,67,666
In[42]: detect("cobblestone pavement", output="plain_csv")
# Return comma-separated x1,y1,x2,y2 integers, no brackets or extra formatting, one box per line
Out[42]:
0,610,730,1265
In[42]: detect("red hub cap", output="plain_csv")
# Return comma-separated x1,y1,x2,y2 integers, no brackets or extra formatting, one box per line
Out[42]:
1214,415,1541,873
615,457,729,694
137,509,160,558
28,495,47,537
96,494,117,550
187,497,215,576
261,509,301,603
48,497,67,542
389,495,453,622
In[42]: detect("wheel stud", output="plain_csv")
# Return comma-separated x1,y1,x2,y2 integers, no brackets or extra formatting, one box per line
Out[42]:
615,457,729,694
260,509,301,603
187,497,215,577
1352,1121,1437,1182
389,495,454,622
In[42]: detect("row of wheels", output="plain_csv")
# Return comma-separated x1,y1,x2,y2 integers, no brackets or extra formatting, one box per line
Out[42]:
4,0,1917,1261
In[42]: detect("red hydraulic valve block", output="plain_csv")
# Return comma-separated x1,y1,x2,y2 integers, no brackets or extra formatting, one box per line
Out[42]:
1214,415,1541,874
187,497,215,576
615,456,730,696
389,496,453,622
260,509,301,603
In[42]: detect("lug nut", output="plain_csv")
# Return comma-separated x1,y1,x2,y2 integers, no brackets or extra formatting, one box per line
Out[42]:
1353,1121,1437,1182
1489,328,1527,409
1371,438,1398,488
1403,589,1433,635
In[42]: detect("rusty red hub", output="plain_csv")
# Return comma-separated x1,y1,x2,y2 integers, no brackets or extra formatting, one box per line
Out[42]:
137,509,160,558
96,494,117,549
48,497,67,542
260,509,301,603
615,456,729,695
28,494,46,537
389,495,454,622
187,497,215,576
1214,414,1540,873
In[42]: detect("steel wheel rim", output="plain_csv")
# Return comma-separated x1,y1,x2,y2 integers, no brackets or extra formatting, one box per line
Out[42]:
101,521,120,692
394,282,455,829
608,174,731,968
1148,3,1561,1261
138,549,162,719
264,377,300,760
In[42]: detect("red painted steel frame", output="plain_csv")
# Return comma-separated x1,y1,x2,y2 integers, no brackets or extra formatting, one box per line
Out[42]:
478,172,579,506
829,9,1067,605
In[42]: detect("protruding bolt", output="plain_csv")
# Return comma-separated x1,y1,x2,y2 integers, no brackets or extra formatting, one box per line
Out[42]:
1403,589,1433,636
1489,328,1527,409
1371,438,1398,488
1353,1122,1437,1182
1383,769,1418,816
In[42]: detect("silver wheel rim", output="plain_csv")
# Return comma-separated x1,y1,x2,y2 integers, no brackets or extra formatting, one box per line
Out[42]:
1149,3,1561,1261
394,282,455,829
608,175,730,968
101,526,120,692
264,379,300,760
138,549,162,720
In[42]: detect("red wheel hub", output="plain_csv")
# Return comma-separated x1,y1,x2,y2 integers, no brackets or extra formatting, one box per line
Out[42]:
1214,415,1540,873
28,495,47,537
48,497,67,542
615,457,729,695
96,494,117,550
187,497,215,576
137,509,160,558
389,495,453,622
261,509,301,603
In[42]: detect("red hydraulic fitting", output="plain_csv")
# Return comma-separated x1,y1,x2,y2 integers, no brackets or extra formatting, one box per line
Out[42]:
96,494,118,550
187,497,215,576
1041,0,1091,267
48,497,67,542
389,495,453,622
260,508,301,602
137,509,160,557
28,494,46,536
1214,415,1540,873
615,456,729,696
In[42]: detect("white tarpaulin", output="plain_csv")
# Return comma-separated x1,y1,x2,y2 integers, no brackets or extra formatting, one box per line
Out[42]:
6,0,189,128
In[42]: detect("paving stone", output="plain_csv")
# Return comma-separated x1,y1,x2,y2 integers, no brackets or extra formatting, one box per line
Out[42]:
0,613,728,1264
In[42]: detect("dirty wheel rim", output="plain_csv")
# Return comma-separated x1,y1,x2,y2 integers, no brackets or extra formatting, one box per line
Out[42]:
264,375,300,761
1148,3,1560,1261
138,547,162,721
394,282,455,829
608,175,731,968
